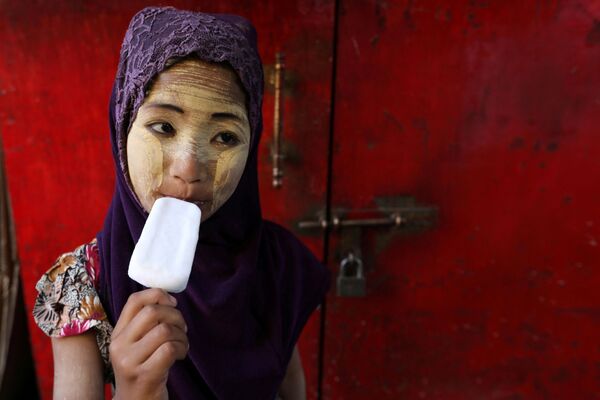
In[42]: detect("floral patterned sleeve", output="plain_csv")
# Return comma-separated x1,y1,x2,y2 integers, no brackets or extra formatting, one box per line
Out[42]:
33,238,114,382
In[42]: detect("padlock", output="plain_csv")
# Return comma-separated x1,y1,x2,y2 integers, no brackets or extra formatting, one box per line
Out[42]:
336,252,366,297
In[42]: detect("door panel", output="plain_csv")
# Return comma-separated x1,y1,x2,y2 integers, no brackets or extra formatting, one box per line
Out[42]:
325,1,600,398
0,2,334,399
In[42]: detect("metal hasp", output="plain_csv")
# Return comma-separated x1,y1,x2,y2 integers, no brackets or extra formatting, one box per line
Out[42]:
298,196,437,297
271,52,285,188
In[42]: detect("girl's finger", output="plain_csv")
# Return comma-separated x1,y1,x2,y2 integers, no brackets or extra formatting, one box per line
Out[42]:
141,339,189,375
130,323,188,365
112,288,177,338
123,304,187,343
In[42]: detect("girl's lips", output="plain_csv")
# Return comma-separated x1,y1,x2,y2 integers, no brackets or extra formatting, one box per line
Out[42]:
156,194,212,206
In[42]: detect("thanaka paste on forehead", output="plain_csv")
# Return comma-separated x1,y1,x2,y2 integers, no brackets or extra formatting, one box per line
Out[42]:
154,59,247,103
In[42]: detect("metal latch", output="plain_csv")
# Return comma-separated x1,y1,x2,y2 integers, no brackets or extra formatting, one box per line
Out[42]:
298,196,437,297
297,197,436,232
298,212,402,230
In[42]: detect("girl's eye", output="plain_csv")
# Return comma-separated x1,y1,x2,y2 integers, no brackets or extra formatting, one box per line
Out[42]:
211,131,240,147
148,122,175,135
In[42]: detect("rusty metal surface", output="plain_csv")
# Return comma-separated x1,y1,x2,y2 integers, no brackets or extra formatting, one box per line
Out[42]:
323,0,600,398
0,2,334,399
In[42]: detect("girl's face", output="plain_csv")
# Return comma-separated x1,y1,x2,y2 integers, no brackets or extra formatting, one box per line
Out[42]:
126,59,250,220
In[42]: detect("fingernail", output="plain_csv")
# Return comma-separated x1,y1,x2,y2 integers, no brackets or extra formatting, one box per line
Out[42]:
169,294,177,305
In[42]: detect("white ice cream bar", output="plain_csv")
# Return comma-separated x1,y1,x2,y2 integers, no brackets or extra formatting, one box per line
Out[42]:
128,197,201,293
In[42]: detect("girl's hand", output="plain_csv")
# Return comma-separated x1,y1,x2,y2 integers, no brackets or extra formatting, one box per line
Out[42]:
110,288,188,400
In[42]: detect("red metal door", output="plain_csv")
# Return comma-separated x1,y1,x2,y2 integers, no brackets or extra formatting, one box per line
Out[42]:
322,0,600,398
0,2,334,398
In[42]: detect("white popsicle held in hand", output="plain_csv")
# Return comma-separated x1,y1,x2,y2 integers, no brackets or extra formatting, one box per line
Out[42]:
128,197,201,293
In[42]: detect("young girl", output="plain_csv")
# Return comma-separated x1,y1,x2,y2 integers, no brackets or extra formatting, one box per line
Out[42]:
32,7,329,399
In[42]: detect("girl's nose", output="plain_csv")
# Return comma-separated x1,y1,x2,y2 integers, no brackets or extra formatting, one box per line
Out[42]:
169,153,210,184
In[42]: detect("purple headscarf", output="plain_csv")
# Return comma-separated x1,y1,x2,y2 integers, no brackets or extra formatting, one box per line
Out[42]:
96,7,329,399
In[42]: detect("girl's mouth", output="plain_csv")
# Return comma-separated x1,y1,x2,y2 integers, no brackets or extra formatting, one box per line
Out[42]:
156,193,212,208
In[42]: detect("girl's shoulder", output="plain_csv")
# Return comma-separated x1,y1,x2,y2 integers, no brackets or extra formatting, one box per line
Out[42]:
32,239,113,379
261,219,330,304
33,238,106,337
262,220,329,282
261,221,331,363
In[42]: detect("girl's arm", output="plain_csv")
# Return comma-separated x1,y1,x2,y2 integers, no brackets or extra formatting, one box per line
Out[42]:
51,330,104,400
278,345,306,400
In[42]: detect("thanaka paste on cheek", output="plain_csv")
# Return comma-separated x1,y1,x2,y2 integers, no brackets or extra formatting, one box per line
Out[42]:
213,145,249,210
127,130,163,211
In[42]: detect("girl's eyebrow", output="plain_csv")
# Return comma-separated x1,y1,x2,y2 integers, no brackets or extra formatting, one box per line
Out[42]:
143,102,246,122
211,112,244,122
144,102,185,114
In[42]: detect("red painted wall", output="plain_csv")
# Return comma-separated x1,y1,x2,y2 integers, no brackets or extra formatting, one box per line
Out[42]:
323,0,600,398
